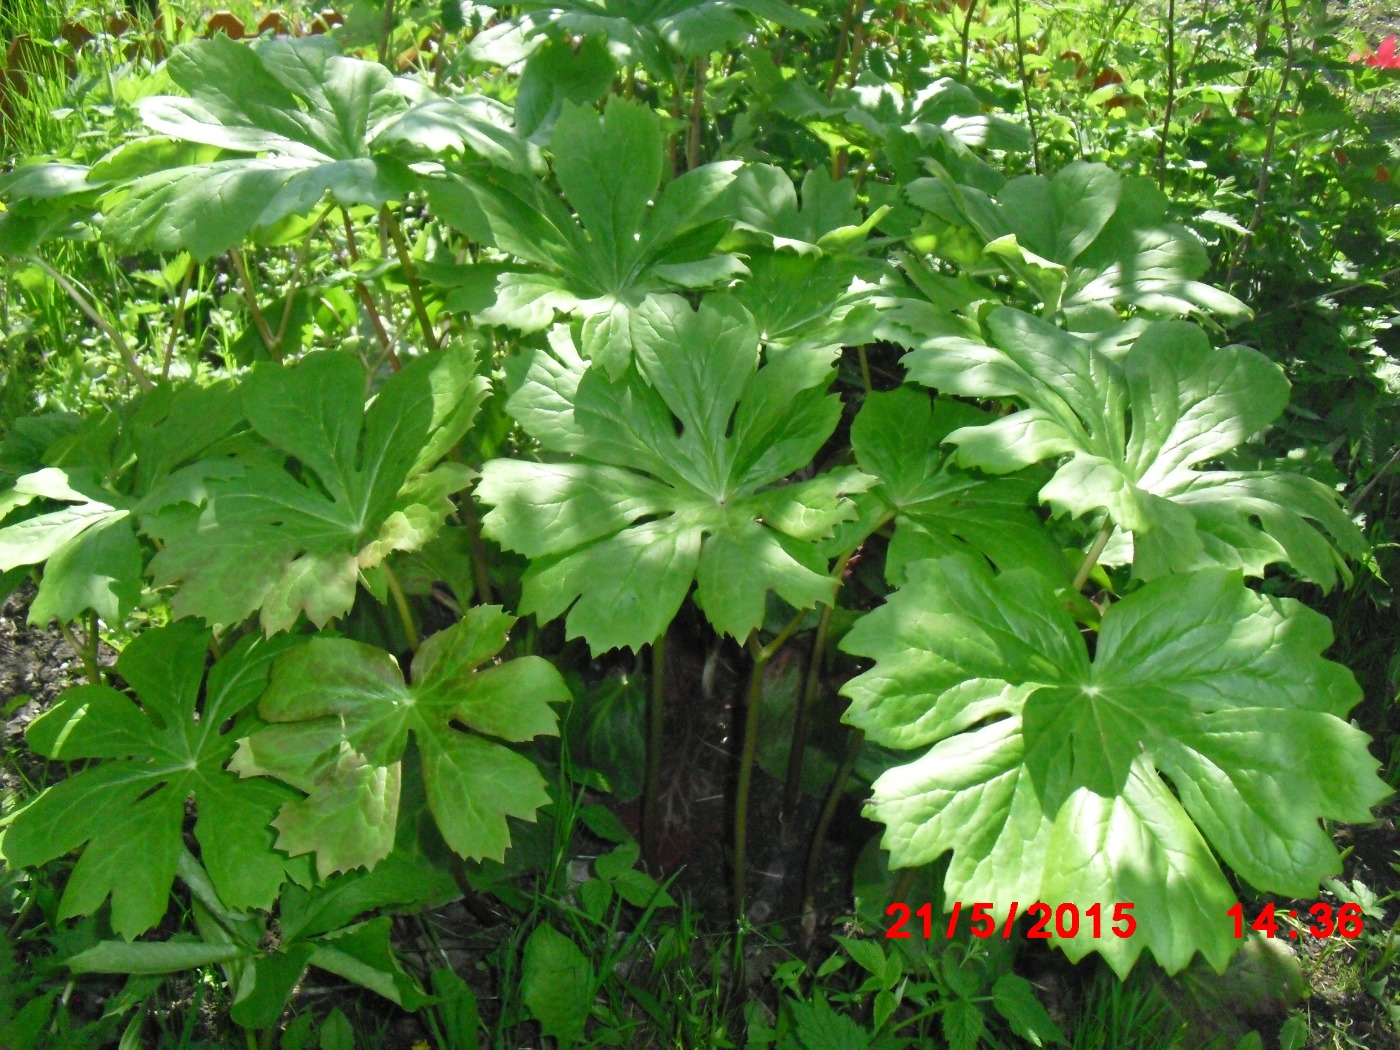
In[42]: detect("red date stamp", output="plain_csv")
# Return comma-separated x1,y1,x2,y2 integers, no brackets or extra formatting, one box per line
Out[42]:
885,901,1137,940
1228,902,1364,939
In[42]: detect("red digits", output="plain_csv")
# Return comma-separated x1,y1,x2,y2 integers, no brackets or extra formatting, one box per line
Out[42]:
1026,903,1052,939
1308,903,1335,937
886,902,911,939
916,901,933,939
1338,903,1364,938
969,902,995,938
1055,903,1079,938
1112,902,1136,938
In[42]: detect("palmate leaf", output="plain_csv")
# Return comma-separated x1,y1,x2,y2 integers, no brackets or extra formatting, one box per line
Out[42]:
466,0,821,70
904,309,1366,588
845,388,1068,583
840,555,1390,977
427,96,743,377
149,346,487,633
905,161,1249,327
0,383,245,625
229,606,569,876
101,35,416,260
0,623,299,938
476,296,874,653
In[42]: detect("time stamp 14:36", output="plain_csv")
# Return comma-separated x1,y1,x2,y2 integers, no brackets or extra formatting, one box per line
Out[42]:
884,901,1366,940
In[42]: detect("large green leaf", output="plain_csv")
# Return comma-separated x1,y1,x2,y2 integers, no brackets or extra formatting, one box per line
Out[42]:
0,383,245,625
903,310,1365,588
0,623,298,938
476,297,873,653
149,346,487,633
905,161,1249,327
230,606,569,876
102,35,418,259
839,555,1389,977
467,0,821,70
845,387,1068,583
428,97,742,376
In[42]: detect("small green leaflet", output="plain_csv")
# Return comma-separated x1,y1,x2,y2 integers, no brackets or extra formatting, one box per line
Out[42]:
230,606,569,876
149,346,487,633
102,35,416,259
904,309,1365,588
844,387,1068,583
839,555,1390,976
427,96,742,376
905,160,1249,327
476,296,874,653
0,622,298,938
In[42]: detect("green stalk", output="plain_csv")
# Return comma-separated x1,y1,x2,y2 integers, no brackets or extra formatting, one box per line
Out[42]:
800,725,864,926
686,58,707,171
56,617,101,686
26,255,154,390
1225,0,1295,291
1072,519,1115,593
1012,0,1042,174
732,611,807,923
340,210,401,371
641,629,667,874
161,256,197,381
383,562,419,650
229,247,280,362
958,0,980,80
1156,0,1177,191
382,206,441,350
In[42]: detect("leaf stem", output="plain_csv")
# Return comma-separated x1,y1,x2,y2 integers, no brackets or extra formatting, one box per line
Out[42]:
825,0,866,98
732,608,809,922
686,58,707,171
782,544,861,830
1072,519,1115,592
340,210,402,371
1012,0,1042,174
800,725,864,936
1225,0,1294,291
382,206,441,350
162,256,197,381
26,255,154,390
229,247,281,362
275,203,335,352
56,616,101,686
959,0,979,80
1156,0,1177,191
383,562,419,650
641,629,667,874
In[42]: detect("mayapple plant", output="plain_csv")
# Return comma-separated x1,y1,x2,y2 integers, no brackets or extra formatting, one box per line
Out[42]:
0,26,1389,1008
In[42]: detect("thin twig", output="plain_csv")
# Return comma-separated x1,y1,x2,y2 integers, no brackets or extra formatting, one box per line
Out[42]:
27,255,154,390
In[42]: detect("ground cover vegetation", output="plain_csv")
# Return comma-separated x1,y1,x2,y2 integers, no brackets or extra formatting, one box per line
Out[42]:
0,0,1397,1045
